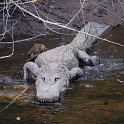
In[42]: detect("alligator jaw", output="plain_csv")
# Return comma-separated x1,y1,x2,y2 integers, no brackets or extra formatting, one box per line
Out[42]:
37,98,60,104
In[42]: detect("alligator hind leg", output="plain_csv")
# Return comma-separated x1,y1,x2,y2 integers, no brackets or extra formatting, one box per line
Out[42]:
77,49,100,66
69,67,84,80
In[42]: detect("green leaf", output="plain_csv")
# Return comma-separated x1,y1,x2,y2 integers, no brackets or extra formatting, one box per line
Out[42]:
32,0,37,3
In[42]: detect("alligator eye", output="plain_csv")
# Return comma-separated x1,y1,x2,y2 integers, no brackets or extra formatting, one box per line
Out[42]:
55,77,60,82
41,77,45,81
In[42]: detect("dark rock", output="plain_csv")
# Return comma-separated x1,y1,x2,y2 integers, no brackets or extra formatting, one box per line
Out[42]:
27,43,48,61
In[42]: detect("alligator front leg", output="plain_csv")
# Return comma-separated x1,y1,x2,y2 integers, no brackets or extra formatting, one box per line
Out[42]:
77,49,100,66
69,67,84,80
23,62,39,82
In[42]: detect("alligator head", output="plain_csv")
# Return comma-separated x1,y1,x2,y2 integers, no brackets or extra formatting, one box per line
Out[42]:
23,62,83,103
35,63,70,103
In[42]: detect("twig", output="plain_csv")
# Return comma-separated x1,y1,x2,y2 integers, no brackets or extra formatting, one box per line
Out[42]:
65,2,87,26
10,0,124,47
0,18,15,59
79,0,87,24
88,0,124,22
111,0,115,10
0,0,33,5
0,0,124,60
0,86,29,112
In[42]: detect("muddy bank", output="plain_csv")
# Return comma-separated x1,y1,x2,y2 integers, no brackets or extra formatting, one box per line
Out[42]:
0,0,124,36
0,24,124,102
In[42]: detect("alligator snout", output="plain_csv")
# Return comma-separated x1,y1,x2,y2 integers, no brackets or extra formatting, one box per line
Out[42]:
37,98,60,103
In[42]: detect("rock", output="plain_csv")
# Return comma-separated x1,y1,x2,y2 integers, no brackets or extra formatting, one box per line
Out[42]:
27,43,48,61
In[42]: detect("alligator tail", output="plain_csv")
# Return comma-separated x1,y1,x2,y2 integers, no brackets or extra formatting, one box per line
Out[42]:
70,22,110,50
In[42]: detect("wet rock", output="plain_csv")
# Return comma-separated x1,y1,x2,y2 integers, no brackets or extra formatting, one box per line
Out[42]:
27,43,48,61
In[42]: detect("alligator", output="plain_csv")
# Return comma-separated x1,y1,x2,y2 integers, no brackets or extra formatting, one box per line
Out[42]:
23,22,109,103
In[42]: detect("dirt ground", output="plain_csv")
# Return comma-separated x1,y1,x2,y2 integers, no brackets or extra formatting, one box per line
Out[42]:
0,0,124,36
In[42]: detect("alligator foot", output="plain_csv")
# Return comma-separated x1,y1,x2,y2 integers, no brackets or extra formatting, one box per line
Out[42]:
69,67,84,80
77,49,100,66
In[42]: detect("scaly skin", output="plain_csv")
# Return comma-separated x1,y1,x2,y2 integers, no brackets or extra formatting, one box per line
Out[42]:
23,22,109,102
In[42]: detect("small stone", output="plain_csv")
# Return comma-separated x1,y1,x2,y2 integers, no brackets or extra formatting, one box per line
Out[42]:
16,117,21,121
117,79,123,83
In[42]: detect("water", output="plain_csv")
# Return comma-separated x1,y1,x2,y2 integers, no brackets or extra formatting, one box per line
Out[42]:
0,26,124,124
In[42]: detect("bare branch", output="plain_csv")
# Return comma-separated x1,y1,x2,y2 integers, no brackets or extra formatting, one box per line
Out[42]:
0,86,29,112
0,0,124,59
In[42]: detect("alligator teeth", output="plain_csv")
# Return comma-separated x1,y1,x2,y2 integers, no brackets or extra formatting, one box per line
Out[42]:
37,99,59,103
